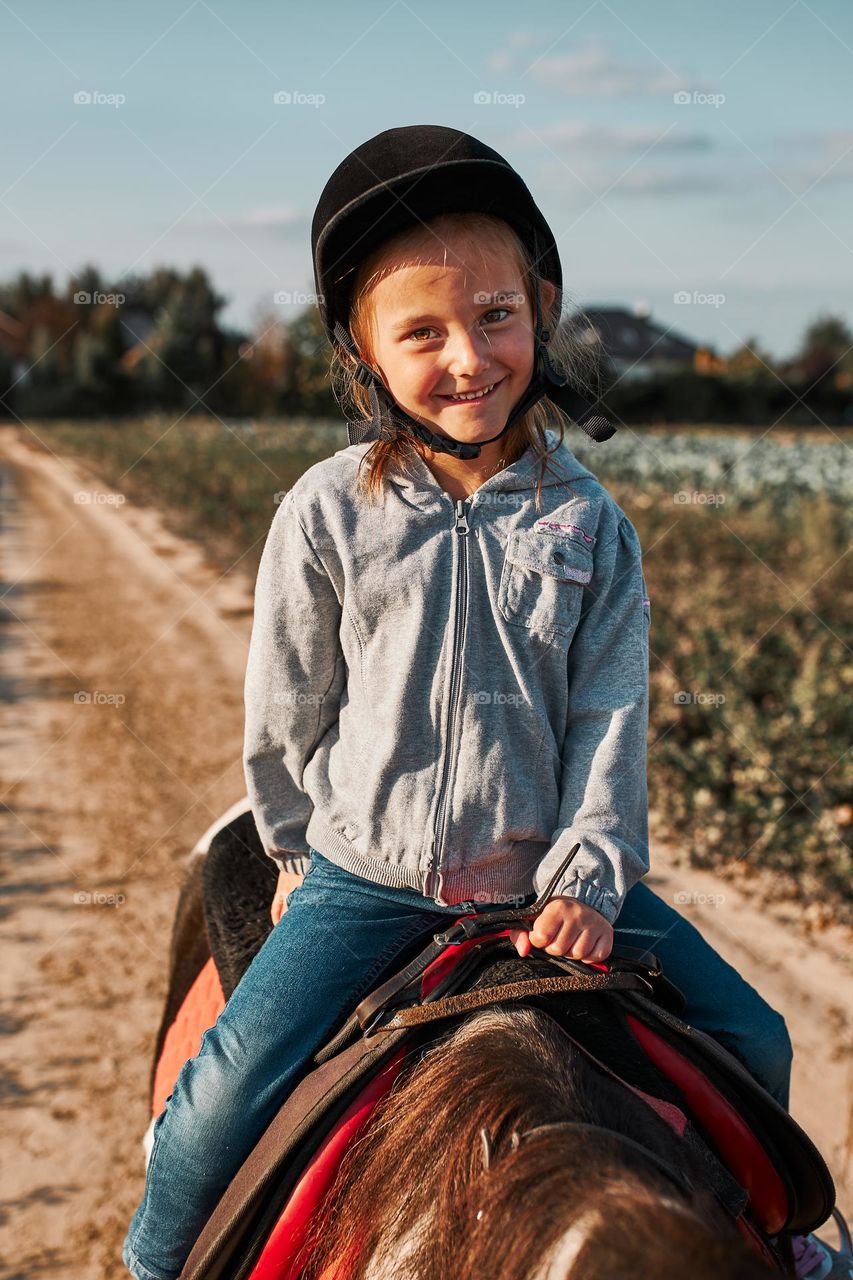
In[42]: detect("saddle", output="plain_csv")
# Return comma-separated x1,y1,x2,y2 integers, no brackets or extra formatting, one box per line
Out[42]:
151,820,836,1280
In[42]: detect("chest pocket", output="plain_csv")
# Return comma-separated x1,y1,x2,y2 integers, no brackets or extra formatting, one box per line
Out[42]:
498,529,594,644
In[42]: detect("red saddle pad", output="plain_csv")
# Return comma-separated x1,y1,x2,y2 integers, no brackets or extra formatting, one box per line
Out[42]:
151,957,225,1118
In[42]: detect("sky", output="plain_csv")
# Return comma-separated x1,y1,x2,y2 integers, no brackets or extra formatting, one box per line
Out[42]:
1,0,852,362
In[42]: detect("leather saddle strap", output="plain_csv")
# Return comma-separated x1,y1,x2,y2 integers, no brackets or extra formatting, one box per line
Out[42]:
354,845,587,1031
377,970,650,1030
354,938,447,1028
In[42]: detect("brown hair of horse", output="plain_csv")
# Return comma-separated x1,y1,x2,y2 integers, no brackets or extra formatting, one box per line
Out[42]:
298,1006,777,1280
328,210,603,510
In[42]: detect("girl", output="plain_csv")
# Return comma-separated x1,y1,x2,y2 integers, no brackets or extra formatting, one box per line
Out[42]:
123,125,807,1280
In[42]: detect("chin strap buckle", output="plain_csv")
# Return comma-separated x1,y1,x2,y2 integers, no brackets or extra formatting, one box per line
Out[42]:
353,359,376,389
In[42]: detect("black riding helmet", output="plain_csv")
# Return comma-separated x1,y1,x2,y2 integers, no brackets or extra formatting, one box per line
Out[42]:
311,124,615,459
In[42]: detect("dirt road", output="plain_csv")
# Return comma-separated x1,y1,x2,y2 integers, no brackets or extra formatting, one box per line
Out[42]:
1,425,850,1278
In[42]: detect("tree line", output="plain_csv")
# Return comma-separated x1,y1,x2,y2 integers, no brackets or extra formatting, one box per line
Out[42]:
0,264,850,426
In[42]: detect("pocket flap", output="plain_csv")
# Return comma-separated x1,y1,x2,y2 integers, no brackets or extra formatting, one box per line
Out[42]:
506,530,594,585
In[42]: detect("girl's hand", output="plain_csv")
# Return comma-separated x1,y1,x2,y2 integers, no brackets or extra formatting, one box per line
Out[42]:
270,867,304,926
510,897,613,963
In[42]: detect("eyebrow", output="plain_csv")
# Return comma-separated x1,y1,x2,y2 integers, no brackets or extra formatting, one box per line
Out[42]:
390,291,522,333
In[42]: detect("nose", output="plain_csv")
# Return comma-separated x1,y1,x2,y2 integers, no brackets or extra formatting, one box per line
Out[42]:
445,323,492,379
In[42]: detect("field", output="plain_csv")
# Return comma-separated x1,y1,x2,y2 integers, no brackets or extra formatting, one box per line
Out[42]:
33,415,853,922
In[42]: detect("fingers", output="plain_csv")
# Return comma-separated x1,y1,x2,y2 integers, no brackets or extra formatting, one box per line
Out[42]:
567,926,602,961
502,908,615,964
528,914,561,951
548,923,610,962
510,928,532,958
525,905,614,963
544,918,582,957
570,925,613,963
517,918,585,959
588,928,613,962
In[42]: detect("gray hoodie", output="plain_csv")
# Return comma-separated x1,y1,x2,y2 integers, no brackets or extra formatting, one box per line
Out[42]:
242,427,651,924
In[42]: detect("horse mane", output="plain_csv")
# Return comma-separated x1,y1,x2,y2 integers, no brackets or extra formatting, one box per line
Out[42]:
298,1005,776,1280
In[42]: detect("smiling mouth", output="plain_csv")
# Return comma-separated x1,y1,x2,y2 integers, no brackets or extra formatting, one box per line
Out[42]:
437,377,505,404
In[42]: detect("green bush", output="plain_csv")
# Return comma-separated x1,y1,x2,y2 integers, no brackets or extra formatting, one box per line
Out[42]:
614,487,852,919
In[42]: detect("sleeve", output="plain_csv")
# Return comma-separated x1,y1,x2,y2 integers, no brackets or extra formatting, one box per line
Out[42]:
533,513,651,925
242,489,345,875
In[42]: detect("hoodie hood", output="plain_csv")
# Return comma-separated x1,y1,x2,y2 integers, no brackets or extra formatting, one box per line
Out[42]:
343,426,600,498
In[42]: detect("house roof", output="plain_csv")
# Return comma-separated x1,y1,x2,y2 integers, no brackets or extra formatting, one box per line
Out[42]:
567,306,700,364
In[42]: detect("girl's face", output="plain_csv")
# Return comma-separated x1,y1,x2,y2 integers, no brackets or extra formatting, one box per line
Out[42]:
359,234,556,446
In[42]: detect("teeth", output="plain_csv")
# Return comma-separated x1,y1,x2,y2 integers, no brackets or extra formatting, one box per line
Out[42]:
448,383,495,401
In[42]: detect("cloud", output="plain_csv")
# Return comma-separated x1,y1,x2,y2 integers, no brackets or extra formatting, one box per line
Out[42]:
604,169,734,196
772,129,853,187
484,38,714,99
534,159,742,201
530,46,682,96
506,28,543,48
485,27,542,71
226,206,309,236
778,128,853,154
506,121,713,153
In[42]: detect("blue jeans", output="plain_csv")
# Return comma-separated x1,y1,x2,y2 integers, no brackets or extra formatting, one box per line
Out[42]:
123,851,792,1280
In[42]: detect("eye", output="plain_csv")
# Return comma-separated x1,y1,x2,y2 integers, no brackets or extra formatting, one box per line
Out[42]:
481,307,512,324
405,308,514,343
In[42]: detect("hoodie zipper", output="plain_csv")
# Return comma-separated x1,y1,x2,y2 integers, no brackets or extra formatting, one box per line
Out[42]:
425,497,470,900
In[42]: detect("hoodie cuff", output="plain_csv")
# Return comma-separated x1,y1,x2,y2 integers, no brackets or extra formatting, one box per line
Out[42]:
269,851,313,876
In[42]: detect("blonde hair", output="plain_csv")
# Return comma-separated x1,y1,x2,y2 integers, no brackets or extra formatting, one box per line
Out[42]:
328,211,602,508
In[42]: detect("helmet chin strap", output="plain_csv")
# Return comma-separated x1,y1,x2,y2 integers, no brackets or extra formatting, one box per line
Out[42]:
332,285,614,458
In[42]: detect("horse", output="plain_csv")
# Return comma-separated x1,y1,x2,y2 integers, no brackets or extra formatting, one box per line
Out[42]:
143,801,844,1279
297,1003,782,1280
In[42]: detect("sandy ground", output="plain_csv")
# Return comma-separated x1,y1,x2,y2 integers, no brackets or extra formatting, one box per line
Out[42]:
0,424,850,1279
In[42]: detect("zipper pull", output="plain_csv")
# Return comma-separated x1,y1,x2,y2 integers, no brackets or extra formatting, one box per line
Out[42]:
455,498,469,535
